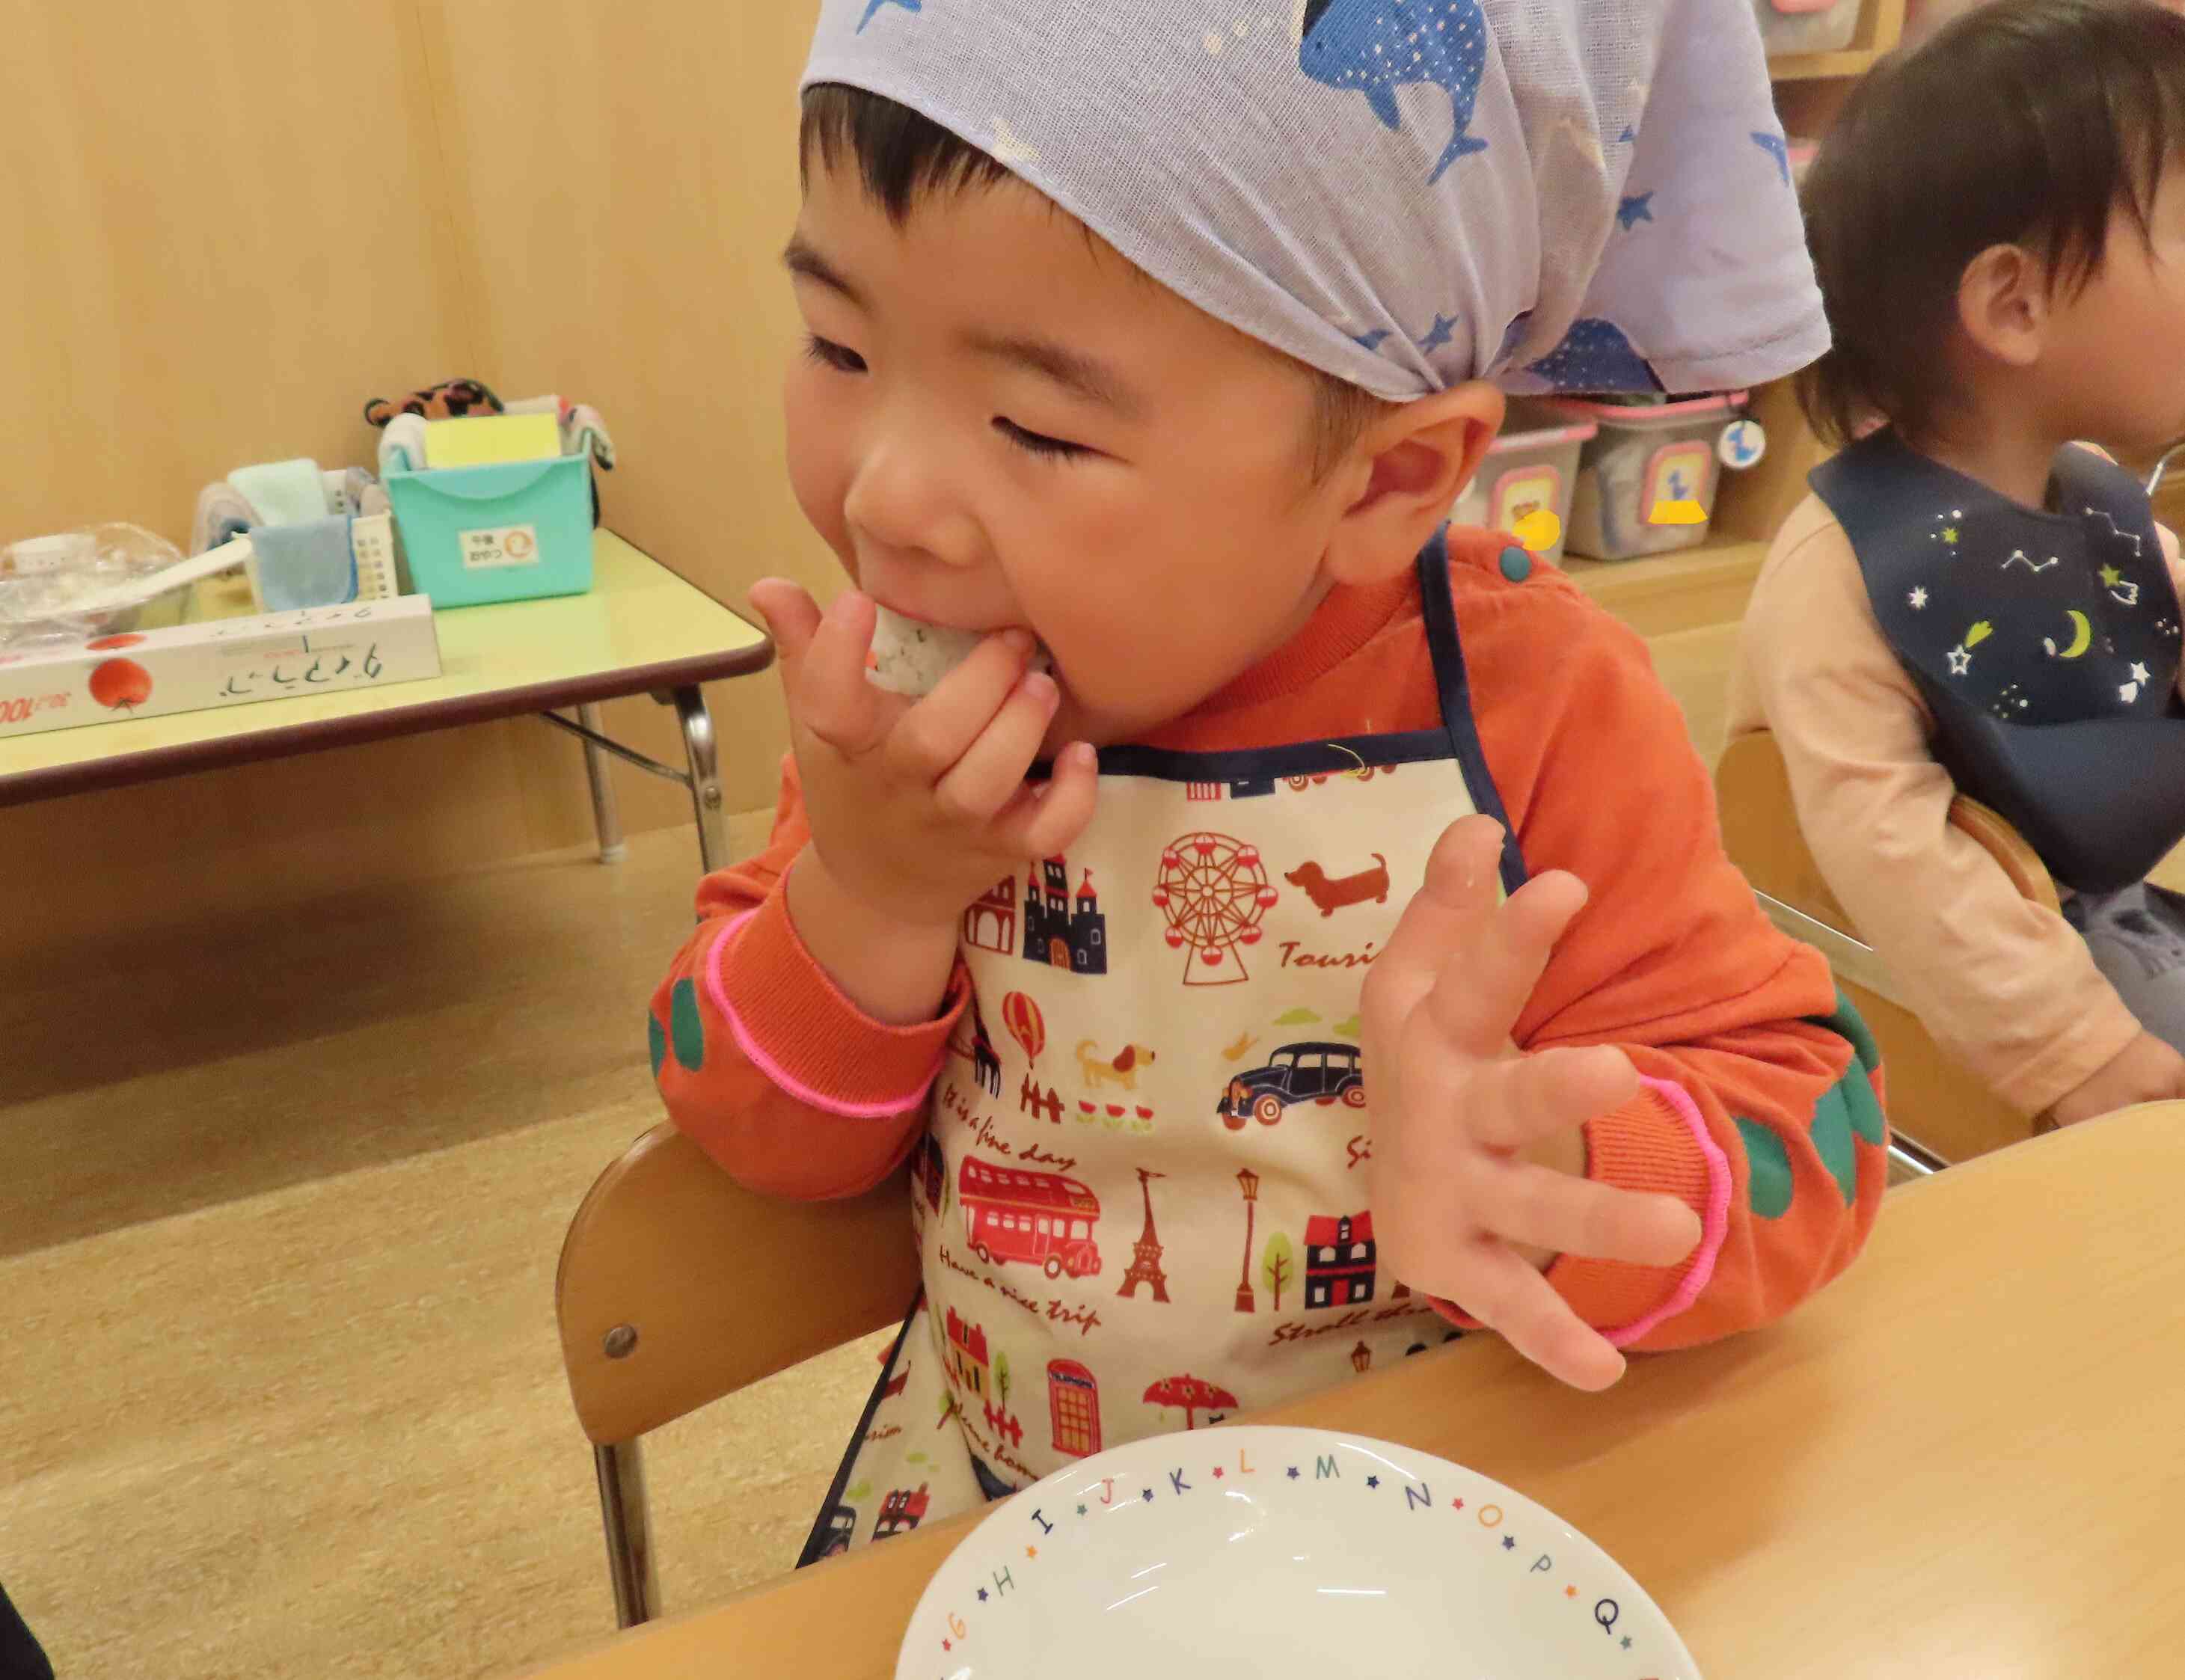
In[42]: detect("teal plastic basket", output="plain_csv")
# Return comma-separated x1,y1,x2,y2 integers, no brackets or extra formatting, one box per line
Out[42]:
383,453,594,608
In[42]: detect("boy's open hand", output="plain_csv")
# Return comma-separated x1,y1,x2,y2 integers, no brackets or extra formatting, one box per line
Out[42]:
750,580,1099,933
1361,816,1704,1391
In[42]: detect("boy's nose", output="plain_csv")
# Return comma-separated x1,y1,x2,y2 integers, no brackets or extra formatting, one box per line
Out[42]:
842,434,983,572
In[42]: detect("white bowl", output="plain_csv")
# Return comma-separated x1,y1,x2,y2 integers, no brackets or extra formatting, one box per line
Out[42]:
898,1424,1697,1679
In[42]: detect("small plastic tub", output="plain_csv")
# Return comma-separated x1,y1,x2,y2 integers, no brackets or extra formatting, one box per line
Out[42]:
1548,391,1751,561
1450,399,1596,565
1756,0,1861,55
384,453,593,608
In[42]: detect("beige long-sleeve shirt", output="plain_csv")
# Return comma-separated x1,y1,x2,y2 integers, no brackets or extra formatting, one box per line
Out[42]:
1725,492,2182,1116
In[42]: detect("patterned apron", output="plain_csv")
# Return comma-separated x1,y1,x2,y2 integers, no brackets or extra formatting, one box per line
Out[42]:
800,540,1523,1563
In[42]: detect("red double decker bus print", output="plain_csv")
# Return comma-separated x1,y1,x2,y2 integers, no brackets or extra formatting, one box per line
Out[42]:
959,1157,1102,1281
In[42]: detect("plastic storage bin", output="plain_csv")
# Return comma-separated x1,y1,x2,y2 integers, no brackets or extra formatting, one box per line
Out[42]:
1450,399,1596,565
1755,0,1860,56
1550,391,1750,561
383,453,593,608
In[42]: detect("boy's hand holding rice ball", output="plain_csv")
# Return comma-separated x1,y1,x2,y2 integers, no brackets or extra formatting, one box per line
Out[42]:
747,578,1089,950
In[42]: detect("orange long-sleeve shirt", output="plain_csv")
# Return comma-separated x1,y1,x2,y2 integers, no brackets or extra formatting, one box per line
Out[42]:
652,528,1886,1352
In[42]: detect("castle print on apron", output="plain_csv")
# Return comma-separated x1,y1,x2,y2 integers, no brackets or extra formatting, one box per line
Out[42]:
800,539,1524,1563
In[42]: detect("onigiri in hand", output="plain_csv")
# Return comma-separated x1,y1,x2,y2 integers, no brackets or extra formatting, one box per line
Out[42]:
865,604,1051,698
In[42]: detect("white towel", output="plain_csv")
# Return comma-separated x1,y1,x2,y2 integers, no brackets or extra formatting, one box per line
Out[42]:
378,414,429,479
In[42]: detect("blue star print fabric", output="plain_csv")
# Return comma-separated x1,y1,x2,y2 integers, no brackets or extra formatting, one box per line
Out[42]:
805,0,1825,397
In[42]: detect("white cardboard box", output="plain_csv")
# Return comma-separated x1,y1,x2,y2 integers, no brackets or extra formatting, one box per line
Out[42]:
0,595,441,738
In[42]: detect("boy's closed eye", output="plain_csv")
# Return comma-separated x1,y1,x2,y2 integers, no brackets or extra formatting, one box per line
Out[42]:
800,329,1099,462
991,417,1094,462
801,331,868,375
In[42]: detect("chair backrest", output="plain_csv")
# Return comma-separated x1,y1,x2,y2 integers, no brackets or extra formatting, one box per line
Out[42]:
1715,729,2057,1159
556,1125,921,1446
1714,732,2058,925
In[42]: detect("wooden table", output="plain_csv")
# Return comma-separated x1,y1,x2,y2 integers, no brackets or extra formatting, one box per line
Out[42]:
524,1102,2185,1678
0,532,772,871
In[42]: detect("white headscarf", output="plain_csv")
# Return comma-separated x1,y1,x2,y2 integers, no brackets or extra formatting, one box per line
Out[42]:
804,0,1825,398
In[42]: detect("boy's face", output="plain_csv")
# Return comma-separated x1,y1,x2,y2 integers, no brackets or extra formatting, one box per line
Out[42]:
2043,170,2185,459
782,159,1373,749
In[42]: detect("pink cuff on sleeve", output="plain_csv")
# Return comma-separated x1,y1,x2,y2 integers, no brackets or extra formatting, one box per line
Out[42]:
1595,1075,1732,1347
1428,1073,1731,1346
702,902,957,1119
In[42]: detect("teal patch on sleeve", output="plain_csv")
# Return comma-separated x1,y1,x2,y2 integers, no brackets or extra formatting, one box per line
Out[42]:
1804,991,1887,1147
669,976,705,1072
1810,1085,1860,1206
1734,1117,1794,1218
648,1011,667,1081
1497,545,1533,583
1839,1053,1886,1147
1805,988,1881,1075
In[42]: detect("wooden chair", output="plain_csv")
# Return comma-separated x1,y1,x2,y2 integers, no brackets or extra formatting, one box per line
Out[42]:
555,1124,920,1627
1715,730,2059,1168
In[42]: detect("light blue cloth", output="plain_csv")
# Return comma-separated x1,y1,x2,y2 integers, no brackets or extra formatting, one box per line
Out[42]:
806,0,1824,397
229,458,329,527
250,517,358,610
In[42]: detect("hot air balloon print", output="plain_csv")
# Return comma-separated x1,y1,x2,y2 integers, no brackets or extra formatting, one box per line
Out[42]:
1000,991,1045,1065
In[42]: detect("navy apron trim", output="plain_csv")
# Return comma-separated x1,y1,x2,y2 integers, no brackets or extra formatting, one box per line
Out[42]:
795,1284,924,1570
1088,728,1458,785
1415,529,1527,897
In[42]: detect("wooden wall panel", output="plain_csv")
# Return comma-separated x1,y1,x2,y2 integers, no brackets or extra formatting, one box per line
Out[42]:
0,1,828,960
0,2,623,961
0,2,471,537
414,0,830,830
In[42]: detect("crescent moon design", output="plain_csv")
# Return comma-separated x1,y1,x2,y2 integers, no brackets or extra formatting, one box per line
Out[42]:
2044,610,2092,660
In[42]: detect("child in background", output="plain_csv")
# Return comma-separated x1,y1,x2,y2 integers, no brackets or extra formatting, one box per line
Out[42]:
1729,0,2185,1127
655,0,1887,1560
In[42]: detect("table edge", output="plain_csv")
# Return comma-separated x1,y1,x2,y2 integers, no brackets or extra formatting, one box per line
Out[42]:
0,643,774,808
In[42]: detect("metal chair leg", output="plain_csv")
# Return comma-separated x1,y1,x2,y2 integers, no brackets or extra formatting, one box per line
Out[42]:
577,702,628,864
672,685,729,876
595,1439,659,1628
1887,1134,1947,1179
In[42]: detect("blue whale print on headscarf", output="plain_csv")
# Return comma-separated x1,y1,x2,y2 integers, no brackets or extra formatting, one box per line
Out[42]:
858,0,921,31
1524,318,1664,393
1750,131,1791,186
1300,0,1490,183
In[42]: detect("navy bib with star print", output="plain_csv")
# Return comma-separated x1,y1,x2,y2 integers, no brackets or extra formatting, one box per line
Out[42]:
1811,431,2185,894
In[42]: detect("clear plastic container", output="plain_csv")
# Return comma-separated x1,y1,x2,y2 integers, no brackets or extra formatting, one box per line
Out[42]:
1756,0,1861,55
1450,399,1596,565
0,524,197,649
1548,392,1750,561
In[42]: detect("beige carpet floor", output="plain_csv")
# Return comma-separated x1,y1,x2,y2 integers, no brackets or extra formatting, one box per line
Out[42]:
0,821,889,1680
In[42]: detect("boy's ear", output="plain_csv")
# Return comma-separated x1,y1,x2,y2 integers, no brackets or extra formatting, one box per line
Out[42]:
1957,243,2049,370
1325,381,1506,586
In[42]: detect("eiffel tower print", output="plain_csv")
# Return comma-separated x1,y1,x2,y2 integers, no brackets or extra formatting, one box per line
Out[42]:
1118,1168,1170,1302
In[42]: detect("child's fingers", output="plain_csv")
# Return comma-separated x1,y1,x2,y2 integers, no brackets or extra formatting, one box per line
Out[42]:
931,670,1061,825
1474,1159,1702,1268
1444,1244,1627,1391
747,578,824,675
999,743,1100,859
1363,815,1506,1027
884,630,1037,782
1462,1043,1640,1153
797,591,892,755
1419,868,1589,1060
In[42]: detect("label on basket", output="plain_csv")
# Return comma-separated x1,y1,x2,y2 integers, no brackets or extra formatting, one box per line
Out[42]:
459,523,542,570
